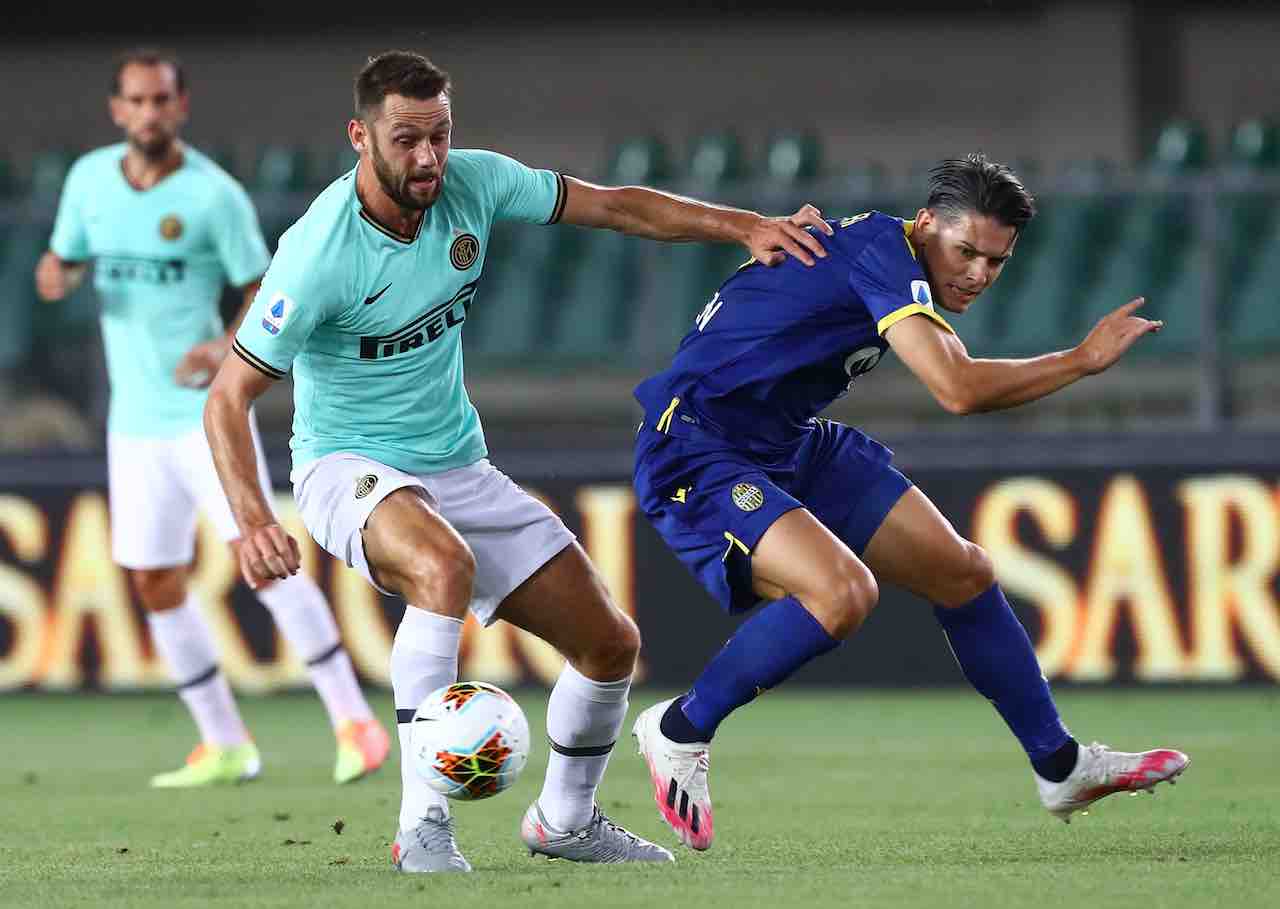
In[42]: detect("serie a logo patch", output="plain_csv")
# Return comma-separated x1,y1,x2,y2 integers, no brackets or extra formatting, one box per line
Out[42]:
354,474,378,499
731,483,764,512
449,233,479,270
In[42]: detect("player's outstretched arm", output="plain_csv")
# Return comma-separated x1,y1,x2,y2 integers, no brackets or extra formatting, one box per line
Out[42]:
204,354,300,588
887,297,1163,415
558,175,833,266
34,251,88,302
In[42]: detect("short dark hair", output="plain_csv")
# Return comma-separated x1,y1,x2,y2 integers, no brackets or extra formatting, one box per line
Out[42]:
111,48,185,96
926,153,1036,233
354,51,451,118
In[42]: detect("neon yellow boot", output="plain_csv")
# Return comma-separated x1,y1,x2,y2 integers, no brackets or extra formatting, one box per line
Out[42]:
334,718,391,784
149,742,262,788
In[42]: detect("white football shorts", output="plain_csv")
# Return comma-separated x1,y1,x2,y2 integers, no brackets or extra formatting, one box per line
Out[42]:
291,453,575,626
107,412,274,569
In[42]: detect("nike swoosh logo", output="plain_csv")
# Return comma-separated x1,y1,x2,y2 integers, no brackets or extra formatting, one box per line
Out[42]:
363,282,392,305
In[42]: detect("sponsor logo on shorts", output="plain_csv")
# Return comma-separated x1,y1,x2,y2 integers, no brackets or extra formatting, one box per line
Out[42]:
355,474,378,499
262,292,295,336
159,215,183,240
449,233,480,270
731,483,764,512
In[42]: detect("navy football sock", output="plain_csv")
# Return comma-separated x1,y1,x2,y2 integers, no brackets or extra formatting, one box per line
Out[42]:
676,596,840,742
934,584,1075,771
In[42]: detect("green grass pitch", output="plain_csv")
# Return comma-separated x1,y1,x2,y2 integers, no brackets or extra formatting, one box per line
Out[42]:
2,688,1277,908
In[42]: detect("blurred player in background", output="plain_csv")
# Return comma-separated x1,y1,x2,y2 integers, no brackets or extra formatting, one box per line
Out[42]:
35,50,389,788
631,154,1190,851
204,50,832,872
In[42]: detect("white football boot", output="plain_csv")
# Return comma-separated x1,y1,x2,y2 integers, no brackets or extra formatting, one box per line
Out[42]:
391,806,471,873
520,801,674,863
1037,741,1190,823
632,698,714,850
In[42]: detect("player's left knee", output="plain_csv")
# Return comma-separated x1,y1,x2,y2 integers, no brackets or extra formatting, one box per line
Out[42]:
936,541,997,607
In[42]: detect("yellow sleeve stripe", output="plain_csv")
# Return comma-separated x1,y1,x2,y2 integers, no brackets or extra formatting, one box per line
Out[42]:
877,303,956,337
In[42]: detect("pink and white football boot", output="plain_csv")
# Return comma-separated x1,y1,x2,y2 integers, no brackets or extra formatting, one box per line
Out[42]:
1037,741,1190,822
632,698,714,850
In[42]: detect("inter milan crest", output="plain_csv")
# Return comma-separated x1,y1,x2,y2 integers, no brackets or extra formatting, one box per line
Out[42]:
732,483,764,512
159,215,183,241
354,474,378,499
449,233,479,270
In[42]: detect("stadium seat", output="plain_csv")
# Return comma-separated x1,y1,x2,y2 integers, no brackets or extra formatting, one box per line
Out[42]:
636,132,751,357
1218,119,1280,310
252,146,312,250
990,159,1116,356
546,137,673,359
253,145,311,193
1226,211,1280,354
686,131,745,187
0,157,16,198
764,132,821,184
1079,122,1208,354
29,149,77,201
206,146,240,180
464,220,575,360
0,228,28,370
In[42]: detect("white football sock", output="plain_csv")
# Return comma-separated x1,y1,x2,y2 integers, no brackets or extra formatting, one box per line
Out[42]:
538,662,631,831
256,573,373,729
147,593,250,748
391,606,463,830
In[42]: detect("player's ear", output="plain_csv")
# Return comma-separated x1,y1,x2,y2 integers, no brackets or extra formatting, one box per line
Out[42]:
108,93,125,128
348,118,367,155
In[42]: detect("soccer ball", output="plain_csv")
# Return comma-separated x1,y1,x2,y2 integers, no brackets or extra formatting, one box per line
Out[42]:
410,681,531,801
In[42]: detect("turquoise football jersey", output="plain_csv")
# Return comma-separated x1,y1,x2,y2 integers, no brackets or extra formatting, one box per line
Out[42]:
49,142,271,437
232,149,565,476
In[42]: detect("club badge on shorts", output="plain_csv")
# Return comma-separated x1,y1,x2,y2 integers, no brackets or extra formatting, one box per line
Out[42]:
732,482,764,512
355,474,378,499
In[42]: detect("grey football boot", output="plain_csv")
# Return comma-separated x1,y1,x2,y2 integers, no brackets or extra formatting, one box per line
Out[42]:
392,805,472,873
521,801,674,863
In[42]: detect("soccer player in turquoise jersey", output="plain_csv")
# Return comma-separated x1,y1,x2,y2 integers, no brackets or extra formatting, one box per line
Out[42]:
629,155,1190,852
36,50,390,789
205,50,832,872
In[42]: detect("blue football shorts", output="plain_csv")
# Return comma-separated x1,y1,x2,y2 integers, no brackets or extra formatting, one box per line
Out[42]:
634,414,911,614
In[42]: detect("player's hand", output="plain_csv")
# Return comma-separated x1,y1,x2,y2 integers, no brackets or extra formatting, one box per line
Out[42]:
1075,297,1163,375
746,204,833,267
174,337,231,389
35,252,71,302
238,523,301,590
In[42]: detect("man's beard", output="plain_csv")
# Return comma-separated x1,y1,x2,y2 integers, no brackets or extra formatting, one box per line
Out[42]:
370,139,442,211
129,130,174,161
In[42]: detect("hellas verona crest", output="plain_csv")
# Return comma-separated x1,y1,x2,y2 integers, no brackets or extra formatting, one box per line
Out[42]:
732,483,764,512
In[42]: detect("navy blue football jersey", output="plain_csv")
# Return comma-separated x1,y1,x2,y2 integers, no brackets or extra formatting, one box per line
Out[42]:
634,212,955,452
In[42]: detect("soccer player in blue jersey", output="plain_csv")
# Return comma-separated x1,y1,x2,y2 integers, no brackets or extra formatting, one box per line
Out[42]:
35,50,390,788
630,155,1191,851
203,51,831,872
